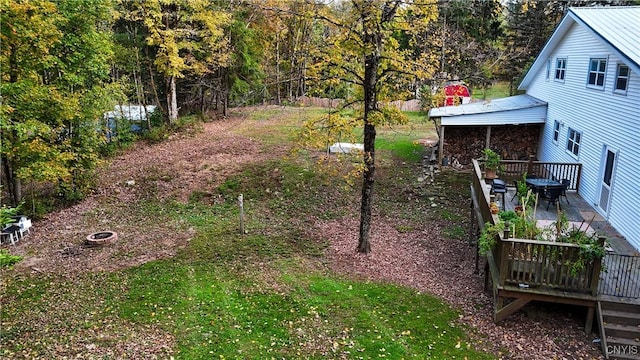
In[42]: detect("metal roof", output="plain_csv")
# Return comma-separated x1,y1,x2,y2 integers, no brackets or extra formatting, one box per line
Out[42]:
571,7,640,68
520,6,640,90
428,94,547,126
428,94,546,117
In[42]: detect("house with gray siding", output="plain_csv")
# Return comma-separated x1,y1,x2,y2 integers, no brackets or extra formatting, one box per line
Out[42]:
519,7,640,251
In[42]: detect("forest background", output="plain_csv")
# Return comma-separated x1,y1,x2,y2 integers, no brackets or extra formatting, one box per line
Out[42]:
2,0,638,215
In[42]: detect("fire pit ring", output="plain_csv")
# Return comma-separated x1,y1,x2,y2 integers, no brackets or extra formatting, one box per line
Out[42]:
86,231,118,245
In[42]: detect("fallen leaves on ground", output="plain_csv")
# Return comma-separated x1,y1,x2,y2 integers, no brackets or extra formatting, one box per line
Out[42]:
3,107,605,359
319,214,604,360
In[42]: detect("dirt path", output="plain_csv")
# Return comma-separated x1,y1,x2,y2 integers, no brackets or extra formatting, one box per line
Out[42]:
13,118,273,274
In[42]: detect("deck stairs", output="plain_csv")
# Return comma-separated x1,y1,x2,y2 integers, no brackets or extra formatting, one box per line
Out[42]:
598,300,640,359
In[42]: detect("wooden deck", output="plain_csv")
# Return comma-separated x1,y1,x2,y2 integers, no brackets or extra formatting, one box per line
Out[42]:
470,159,640,335
496,181,640,300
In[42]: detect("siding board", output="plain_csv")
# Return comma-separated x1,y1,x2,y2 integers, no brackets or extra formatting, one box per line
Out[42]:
527,20,640,251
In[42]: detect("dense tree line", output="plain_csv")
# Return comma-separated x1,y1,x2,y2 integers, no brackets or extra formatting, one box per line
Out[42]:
2,0,637,215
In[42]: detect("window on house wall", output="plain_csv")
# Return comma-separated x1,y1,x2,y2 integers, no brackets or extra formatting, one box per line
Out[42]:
566,128,581,157
614,64,629,93
546,59,551,80
553,120,560,143
587,58,607,88
555,58,567,81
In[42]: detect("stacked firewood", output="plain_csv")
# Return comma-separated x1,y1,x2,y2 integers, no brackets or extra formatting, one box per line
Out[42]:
441,125,541,165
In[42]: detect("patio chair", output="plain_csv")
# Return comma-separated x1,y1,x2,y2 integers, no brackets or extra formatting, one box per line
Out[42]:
492,179,507,210
560,179,571,204
511,179,527,202
10,216,32,237
541,185,564,211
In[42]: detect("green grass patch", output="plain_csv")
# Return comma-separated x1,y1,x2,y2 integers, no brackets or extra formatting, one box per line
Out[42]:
376,138,424,162
443,225,466,240
113,261,492,359
231,106,329,146
232,106,436,163
369,111,434,162
439,209,463,222
472,81,511,100
215,159,350,222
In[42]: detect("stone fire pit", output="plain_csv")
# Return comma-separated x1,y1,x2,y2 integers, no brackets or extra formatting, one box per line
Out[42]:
86,231,118,245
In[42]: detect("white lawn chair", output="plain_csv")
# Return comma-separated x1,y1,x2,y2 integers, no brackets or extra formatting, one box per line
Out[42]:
11,216,32,237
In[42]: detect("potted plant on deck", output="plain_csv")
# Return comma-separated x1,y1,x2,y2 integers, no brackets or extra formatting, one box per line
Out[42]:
482,148,502,179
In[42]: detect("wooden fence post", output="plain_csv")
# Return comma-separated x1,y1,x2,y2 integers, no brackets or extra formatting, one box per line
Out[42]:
499,238,509,286
238,194,245,235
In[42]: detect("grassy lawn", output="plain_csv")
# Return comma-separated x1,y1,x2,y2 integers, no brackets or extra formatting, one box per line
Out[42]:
1,107,492,359
472,81,511,100
374,111,433,162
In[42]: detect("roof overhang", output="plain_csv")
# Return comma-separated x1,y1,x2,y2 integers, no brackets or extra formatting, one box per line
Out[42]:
428,94,547,126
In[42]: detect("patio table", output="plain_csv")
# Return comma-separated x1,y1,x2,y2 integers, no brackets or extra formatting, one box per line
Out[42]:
525,178,562,195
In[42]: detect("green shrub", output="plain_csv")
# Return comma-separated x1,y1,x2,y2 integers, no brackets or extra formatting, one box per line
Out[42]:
0,249,23,268
0,204,20,227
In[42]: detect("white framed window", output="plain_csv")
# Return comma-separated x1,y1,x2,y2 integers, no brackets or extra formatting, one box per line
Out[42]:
555,58,567,81
546,59,551,80
614,64,629,93
553,120,560,143
587,58,607,88
566,128,581,157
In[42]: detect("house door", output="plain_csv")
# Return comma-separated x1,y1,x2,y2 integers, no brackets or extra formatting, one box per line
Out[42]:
597,146,618,215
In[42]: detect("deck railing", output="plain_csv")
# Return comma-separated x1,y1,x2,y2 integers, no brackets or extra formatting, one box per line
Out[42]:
500,159,582,192
598,253,640,298
497,237,604,295
471,159,494,228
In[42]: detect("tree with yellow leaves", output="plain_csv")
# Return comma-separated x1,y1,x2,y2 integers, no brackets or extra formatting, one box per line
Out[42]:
303,0,439,253
136,0,231,123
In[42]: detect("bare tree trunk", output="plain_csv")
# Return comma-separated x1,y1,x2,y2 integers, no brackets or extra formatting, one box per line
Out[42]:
222,67,228,117
358,51,379,254
5,46,22,205
145,47,166,123
167,75,178,123
289,43,295,101
13,174,22,205
134,46,151,131
199,85,204,114
276,31,281,105
357,2,398,253
2,157,18,206
358,122,376,253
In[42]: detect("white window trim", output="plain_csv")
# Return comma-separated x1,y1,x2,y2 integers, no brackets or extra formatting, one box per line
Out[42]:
552,120,560,144
613,63,630,95
566,127,582,159
555,57,567,82
545,59,551,81
586,57,607,90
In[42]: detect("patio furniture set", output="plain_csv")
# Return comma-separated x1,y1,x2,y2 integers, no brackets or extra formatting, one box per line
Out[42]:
492,176,571,211
1,215,32,245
